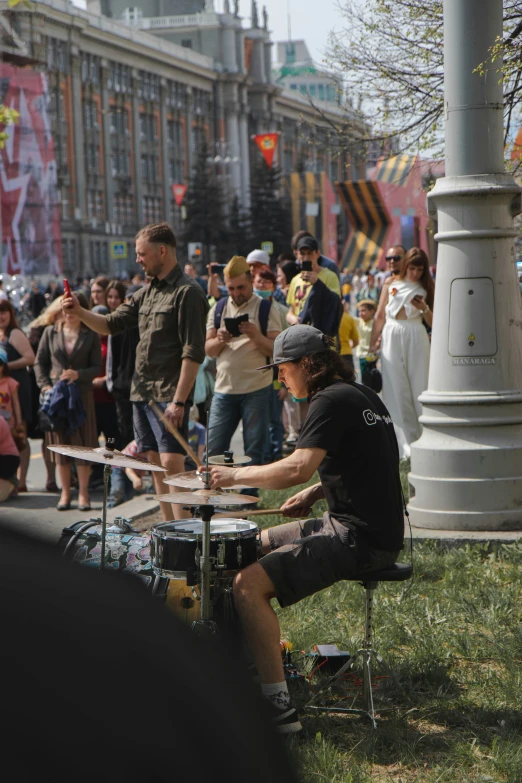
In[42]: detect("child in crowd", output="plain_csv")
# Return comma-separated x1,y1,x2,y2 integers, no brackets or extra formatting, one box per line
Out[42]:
0,417,20,502
356,299,377,376
186,405,206,471
0,346,22,439
338,302,359,373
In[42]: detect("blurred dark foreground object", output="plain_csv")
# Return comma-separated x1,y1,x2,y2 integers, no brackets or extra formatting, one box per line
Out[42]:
0,526,300,783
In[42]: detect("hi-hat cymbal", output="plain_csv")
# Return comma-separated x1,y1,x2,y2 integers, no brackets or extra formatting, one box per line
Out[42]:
207,454,252,466
154,489,258,506
47,445,166,471
163,470,255,491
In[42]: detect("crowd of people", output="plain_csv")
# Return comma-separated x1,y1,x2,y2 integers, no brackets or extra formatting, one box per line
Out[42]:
0,224,436,507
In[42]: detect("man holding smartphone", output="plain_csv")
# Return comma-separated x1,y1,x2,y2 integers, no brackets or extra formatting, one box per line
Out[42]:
286,236,341,332
205,256,281,468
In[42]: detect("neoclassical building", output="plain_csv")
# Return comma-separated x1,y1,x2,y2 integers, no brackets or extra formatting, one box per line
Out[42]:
1,0,365,277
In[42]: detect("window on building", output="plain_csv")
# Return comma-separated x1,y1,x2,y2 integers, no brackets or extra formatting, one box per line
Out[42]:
300,84,307,94
290,84,297,90
309,84,316,97
181,40,193,49
318,84,324,100
95,192,104,221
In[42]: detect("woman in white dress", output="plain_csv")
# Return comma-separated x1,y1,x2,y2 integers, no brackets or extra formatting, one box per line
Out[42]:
370,247,434,458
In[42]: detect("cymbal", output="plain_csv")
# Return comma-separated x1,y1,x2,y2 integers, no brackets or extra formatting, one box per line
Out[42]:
153,489,258,506
208,454,252,466
163,470,255,491
47,445,166,472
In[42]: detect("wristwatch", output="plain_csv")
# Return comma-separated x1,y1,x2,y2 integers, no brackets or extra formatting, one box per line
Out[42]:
173,400,185,407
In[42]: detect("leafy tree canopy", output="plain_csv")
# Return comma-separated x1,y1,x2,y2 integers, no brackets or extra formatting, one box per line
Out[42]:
329,0,522,165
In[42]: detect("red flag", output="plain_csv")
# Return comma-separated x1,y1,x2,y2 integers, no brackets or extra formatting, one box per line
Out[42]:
172,184,188,206
253,133,280,168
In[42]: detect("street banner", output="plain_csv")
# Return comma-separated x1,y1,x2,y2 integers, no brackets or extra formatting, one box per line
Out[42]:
172,183,188,207
0,64,62,275
253,133,279,168
321,172,339,262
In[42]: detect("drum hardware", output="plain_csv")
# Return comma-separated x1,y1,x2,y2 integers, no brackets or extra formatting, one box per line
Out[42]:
207,453,252,467
236,543,243,568
192,503,219,638
48,442,165,572
217,539,226,569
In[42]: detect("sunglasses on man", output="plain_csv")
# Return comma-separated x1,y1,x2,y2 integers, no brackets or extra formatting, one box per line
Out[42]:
385,255,403,262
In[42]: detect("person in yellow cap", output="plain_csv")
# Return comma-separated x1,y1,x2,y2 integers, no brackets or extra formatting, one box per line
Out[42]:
205,255,282,472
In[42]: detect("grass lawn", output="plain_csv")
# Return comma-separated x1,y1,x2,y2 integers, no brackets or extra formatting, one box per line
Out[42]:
254,467,522,783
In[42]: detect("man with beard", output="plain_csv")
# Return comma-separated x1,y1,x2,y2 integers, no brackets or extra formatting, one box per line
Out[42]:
62,223,208,521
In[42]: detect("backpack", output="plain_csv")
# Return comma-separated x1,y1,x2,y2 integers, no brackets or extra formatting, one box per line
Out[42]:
213,296,272,336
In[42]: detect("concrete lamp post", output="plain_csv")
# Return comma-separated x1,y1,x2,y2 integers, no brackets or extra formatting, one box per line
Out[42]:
408,0,522,530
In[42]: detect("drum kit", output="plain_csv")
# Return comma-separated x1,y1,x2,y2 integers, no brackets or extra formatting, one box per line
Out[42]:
48,439,261,637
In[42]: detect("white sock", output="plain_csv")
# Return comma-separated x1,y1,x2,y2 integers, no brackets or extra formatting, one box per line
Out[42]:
261,681,290,710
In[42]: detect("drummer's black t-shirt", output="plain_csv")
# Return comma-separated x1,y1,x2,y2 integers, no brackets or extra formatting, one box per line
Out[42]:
296,380,404,551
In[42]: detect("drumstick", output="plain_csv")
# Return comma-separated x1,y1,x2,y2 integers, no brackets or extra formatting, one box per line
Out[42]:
214,508,285,518
148,401,203,469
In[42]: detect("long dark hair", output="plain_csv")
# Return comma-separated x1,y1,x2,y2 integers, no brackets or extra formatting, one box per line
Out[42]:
89,275,110,309
300,349,355,399
399,247,435,309
0,299,20,335
106,280,127,310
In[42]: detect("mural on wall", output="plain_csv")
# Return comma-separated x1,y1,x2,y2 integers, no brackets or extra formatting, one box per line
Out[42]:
0,64,62,276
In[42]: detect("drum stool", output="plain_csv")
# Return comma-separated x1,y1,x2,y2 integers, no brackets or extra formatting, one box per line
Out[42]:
306,562,413,729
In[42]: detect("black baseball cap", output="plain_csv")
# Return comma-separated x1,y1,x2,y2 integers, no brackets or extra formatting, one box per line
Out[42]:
296,236,319,252
256,325,330,370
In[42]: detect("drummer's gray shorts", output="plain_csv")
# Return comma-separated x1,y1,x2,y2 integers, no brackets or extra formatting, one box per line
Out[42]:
259,513,398,608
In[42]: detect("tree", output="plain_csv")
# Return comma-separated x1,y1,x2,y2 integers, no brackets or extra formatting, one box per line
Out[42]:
249,160,292,260
328,0,522,165
228,195,252,257
182,141,230,263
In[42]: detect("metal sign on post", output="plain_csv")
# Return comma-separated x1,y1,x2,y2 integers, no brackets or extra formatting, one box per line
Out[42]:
261,241,273,255
110,242,127,260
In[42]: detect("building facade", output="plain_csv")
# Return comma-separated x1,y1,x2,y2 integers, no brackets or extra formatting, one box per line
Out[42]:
1,0,365,277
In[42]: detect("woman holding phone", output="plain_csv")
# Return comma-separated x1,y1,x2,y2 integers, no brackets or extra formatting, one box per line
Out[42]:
369,247,434,459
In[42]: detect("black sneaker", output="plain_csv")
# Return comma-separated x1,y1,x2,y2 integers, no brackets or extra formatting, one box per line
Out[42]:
271,702,302,734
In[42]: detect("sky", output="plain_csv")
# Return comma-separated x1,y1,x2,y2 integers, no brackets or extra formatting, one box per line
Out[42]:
72,0,344,66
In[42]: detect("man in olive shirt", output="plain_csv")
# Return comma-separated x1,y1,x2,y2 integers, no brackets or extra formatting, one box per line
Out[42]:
63,223,209,520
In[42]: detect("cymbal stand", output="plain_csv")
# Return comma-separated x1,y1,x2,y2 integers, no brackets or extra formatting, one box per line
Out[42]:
191,503,219,637
191,427,218,636
100,439,116,572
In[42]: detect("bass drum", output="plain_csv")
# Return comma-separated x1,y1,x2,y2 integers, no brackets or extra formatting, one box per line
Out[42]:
60,521,243,634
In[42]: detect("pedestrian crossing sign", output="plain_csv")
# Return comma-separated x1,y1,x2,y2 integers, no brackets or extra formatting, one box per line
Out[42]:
111,242,128,259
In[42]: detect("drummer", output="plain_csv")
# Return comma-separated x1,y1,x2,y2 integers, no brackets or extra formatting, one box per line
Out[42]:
209,325,404,734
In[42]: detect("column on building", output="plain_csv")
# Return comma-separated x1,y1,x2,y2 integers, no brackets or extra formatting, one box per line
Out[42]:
159,77,171,224
70,47,89,272
238,84,251,208
100,58,114,223
185,86,194,176
131,68,144,226
263,38,272,84
223,81,242,199
249,23,266,86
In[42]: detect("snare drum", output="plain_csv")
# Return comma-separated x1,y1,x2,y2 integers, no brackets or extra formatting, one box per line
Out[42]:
150,519,259,579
